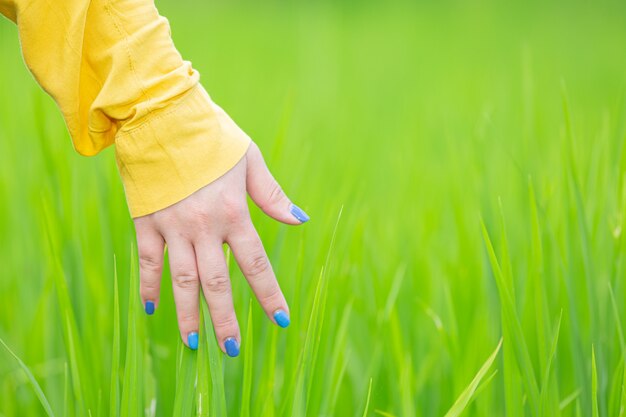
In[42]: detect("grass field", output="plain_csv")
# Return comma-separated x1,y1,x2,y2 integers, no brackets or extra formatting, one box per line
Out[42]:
1,0,626,416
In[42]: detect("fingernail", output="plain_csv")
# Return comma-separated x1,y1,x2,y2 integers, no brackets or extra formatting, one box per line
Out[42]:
273,309,290,328
188,332,199,350
145,301,155,315
289,204,310,223
224,337,240,357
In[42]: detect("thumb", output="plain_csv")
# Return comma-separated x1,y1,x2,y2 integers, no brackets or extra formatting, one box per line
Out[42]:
246,142,309,225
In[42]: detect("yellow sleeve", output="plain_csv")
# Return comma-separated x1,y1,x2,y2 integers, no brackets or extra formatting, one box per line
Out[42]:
0,0,251,217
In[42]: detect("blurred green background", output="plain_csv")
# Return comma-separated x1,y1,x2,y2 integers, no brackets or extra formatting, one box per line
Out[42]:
1,0,626,416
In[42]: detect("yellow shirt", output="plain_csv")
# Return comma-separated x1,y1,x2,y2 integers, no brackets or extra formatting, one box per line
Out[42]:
0,0,251,217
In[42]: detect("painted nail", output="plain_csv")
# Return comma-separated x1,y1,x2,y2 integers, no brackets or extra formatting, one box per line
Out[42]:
145,301,155,315
289,204,310,223
224,338,240,357
273,310,290,328
188,332,199,350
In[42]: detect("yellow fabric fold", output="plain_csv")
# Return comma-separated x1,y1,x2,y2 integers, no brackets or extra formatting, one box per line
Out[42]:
0,0,250,216
116,84,250,217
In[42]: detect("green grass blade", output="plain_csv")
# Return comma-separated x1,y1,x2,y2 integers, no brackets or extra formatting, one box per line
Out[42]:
560,389,582,411
539,311,562,416
361,378,373,417
120,246,144,417
443,338,502,417
196,303,211,417
0,336,56,416
63,362,70,417
592,346,599,417
42,197,89,414
109,256,121,417
374,410,397,417
202,300,227,416
481,219,540,414
618,359,626,417
291,206,343,416
259,328,277,417
240,299,254,417
172,340,197,417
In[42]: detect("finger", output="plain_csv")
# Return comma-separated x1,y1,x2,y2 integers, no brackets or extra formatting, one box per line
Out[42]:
167,240,201,350
227,223,290,328
246,142,309,225
195,239,241,357
135,221,165,315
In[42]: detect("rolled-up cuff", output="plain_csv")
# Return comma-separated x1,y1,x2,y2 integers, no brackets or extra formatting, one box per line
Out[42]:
115,84,251,218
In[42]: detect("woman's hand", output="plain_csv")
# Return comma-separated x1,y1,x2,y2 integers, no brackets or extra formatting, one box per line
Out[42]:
133,143,309,357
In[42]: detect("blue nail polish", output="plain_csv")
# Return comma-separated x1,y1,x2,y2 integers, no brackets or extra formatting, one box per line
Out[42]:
273,310,290,328
224,338,240,357
290,204,310,223
188,332,199,350
145,301,155,315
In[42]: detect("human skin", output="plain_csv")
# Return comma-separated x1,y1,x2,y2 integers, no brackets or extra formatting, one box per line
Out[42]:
133,142,308,356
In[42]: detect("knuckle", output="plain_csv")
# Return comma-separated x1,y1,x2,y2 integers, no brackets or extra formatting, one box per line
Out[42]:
141,280,160,292
190,206,212,231
153,209,176,227
139,254,162,273
244,253,271,277
203,273,231,294
213,315,238,333
178,311,198,325
259,287,283,307
172,273,198,289
266,181,286,208
224,204,247,225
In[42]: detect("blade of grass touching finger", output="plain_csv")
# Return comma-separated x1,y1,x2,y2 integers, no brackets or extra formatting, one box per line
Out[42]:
121,246,143,417
201,299,227,416
443,338,502,417
172,339,197,417
592,346,599,417
196,303,211,417
291,206,343,416
290,265,325,416
109,256,120,417
305,207,344,416
0,336,55,417
240,299,254,417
